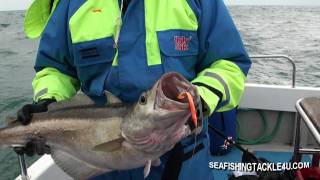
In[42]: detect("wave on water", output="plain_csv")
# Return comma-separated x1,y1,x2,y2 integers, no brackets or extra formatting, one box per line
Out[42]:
0,23,10,28
0,49,17,58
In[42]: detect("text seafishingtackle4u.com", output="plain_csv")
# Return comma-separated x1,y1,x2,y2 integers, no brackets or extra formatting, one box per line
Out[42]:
209,162,310,172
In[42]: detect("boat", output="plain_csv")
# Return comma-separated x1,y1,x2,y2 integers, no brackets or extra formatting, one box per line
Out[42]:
13,55,320,180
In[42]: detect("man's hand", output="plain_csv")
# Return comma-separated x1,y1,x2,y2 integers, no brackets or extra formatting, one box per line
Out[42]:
14,99,55,156
17,98,56,125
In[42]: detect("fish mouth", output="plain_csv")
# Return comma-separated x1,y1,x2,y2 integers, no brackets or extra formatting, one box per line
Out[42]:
121,72,199,153
155,72,197,110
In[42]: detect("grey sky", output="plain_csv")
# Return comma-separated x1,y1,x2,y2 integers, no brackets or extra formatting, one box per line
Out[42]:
0,0,32,11
0,0,320,11
224,0,320,6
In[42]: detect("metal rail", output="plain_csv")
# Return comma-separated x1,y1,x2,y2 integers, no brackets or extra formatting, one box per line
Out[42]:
295,99,320,144
17,154,29,180
299,148,320,154
293,98,320,162
250,55,296,88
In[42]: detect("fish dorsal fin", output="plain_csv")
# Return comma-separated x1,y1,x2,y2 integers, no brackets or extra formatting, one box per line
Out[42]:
51,149,109,180
92,138,125,152
48,93,95,111
104,91,122,104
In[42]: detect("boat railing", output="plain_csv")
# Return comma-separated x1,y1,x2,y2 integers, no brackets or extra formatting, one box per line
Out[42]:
293,97,320,163
17,152,28,180
250,55,296,88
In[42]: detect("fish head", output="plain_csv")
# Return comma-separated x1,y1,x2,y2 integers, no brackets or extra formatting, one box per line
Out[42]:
122,72,201,152
135,72,199,116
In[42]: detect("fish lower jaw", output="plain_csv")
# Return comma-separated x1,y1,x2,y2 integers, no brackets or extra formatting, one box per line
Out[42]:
122,130,184,154
121,131,150,143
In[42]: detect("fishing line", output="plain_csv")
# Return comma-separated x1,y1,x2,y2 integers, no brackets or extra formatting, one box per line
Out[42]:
113,0,124,48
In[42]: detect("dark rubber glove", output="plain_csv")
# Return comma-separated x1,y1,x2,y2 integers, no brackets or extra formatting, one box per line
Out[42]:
14,137,51,156
14,99,55,156
16,98,56,125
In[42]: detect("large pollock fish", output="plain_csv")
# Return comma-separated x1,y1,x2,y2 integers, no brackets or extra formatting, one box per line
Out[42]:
0,72,202,180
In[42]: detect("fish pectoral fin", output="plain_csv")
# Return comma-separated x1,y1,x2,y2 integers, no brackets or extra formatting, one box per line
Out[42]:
51,149,109,180
92,138,125,152
144,160,152,178
143,159,161,178
104,91,122,104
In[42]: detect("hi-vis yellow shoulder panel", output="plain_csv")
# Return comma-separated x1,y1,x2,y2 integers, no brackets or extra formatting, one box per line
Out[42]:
69,0,120,44
145,0,198,65
24,0,59,39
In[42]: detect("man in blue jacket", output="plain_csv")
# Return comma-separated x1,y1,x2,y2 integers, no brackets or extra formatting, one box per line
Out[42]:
17,0,251,179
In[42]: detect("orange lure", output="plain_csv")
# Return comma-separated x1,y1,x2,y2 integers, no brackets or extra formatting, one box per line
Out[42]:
177,92,197,128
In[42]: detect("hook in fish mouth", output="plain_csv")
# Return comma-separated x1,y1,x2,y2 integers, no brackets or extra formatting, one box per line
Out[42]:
155,72,197,110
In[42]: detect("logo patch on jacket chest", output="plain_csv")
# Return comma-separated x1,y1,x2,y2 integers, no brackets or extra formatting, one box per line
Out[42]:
174,36,192,51
92,8,102,13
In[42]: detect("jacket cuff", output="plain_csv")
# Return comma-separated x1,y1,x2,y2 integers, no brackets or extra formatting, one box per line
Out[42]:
194,85,220,116
32,67,80,102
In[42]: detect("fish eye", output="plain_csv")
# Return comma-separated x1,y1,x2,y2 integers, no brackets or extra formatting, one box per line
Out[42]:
139,92,147,105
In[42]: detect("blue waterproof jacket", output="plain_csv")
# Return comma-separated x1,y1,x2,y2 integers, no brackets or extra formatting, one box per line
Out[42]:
24,0,252,179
